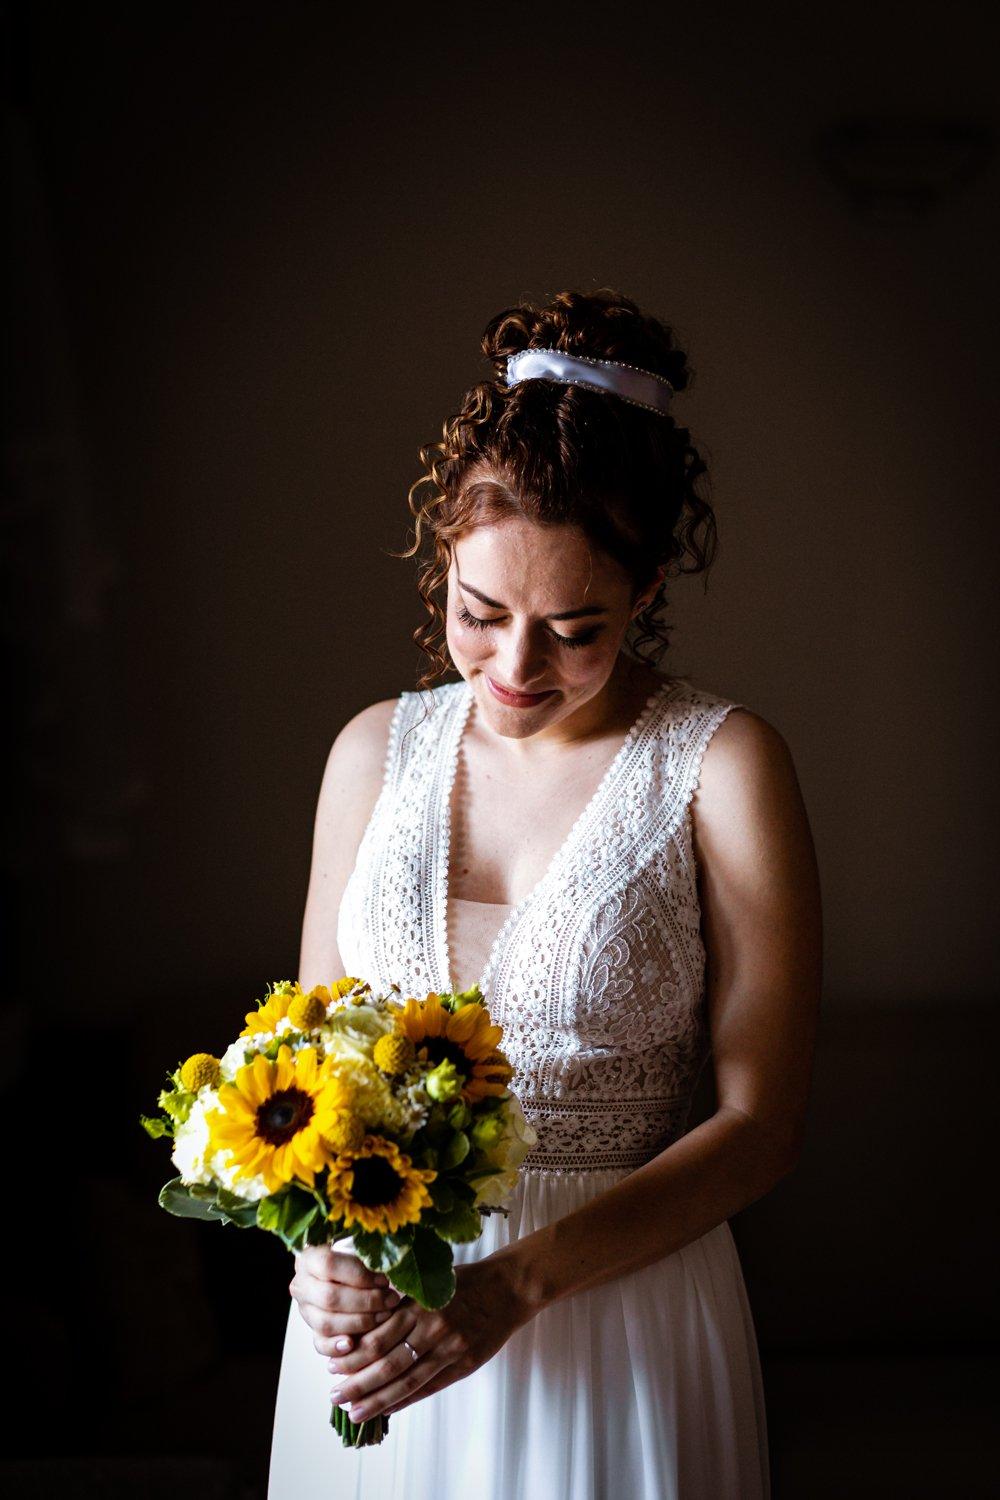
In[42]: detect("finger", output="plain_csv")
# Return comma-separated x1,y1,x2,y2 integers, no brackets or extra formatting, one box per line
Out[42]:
332,1347,450,1423
293,1246,390,1290
296,1302,399,1346
382,1362,463,1416
325,1307,418,1374
290,1274,403,1319
309,1310,399,1361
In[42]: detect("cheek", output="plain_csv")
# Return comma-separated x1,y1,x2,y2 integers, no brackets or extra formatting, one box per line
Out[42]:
446,615,491,664
561,640,619,685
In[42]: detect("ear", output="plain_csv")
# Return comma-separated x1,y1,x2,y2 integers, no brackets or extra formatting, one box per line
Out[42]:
631,564,666,616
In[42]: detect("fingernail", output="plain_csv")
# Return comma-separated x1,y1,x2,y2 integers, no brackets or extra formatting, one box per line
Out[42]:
335,1337,351,1351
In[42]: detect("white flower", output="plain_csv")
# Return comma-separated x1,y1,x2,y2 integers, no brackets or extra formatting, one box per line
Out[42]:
220,1039,252,1082
171,1094,215,1185
473,1097,538,1209
170,1091,270,1203
211,1149,270,1203
322,1003,395,1062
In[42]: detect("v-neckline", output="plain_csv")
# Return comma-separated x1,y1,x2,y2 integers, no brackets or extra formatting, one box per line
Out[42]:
435,674,676,998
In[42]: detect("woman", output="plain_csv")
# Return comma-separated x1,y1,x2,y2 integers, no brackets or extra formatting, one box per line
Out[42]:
268,288,822,1498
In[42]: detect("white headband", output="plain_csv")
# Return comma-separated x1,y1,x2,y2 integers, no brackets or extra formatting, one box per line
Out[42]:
505,347,675,415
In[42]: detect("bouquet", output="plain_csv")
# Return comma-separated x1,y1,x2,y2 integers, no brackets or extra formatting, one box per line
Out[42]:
140,975,537,1447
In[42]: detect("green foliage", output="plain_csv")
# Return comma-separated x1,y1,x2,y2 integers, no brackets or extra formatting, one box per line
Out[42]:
430,1199,483,1243
256,1185,327,1250
139,1113,172,1139
157,1177,256,1229
440,1130,470,1169
351,1224,456,1309
427,1177,456,1213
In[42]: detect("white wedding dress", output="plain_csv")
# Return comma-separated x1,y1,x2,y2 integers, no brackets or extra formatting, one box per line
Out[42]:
268,674,770,1499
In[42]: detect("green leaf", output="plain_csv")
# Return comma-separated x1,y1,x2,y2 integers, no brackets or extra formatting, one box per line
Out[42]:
139,1114,172,1139
350,1227,415,1275
444,1175,476,1204
383,1225,456,1308
430,1199,483,1243
427,1178,456,1213
158,1177,223,1222
256,1186,324,1250
440,1130,469,1169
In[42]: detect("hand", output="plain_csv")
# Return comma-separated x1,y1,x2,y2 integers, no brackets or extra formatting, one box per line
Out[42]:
324,1252,539,1424
289,1242,404,1361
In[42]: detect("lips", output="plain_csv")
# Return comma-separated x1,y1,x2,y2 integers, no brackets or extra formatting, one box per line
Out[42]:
486,676,555,707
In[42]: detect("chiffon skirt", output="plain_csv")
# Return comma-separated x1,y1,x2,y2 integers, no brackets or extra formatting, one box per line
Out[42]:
267,1166,770,1500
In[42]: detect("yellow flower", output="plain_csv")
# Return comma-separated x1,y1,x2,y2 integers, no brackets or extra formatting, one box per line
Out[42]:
372,1032,416,1076
326,1135,437,1234
241,981,303,1038
206,1043,351,1193
287,988,330,1031
320,1109,366,1155
179,1053,221,1091
331,975,367,1001
396,992,513,1102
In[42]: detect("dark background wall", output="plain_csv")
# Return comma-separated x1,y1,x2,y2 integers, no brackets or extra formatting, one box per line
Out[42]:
4,2,998,1496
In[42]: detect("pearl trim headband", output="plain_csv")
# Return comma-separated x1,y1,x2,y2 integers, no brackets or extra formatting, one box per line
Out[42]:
505,347,675,415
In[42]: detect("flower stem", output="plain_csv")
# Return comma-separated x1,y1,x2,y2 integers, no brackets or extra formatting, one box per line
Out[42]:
330,1400,390,1447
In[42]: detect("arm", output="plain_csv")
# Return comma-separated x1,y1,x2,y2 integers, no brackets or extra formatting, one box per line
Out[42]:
491,708,823,1315
298,696,400,991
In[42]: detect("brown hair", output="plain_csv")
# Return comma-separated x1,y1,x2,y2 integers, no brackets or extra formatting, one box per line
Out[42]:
391,287,718,694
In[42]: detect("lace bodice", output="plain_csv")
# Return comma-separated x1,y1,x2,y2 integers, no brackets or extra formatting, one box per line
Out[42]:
337,675,746,1173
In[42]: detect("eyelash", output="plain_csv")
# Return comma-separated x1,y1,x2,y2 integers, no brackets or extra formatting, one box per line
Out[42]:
456,602,602,650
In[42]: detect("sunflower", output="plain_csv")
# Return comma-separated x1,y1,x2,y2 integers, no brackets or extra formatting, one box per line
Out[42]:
241,981,304,1039
395,992,513,1102
206,1043,352,1193
326,1135,437,1234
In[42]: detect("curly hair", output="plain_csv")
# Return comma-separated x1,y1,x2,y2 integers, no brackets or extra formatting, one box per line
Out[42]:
390,287,718,694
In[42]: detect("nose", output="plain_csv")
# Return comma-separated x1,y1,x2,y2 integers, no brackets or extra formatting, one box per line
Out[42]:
491,625,552,692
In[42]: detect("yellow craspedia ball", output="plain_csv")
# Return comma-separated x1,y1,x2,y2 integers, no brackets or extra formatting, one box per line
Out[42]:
373,1032,416,1076
287,991,328,1031
180,1053,221,1091
321,1111,367,1154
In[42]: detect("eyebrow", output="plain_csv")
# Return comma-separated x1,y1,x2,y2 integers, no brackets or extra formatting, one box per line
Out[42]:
457,577,610,620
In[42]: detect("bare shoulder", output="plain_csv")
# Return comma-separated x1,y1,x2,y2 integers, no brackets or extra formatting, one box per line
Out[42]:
332,694,401,757
690,703,817,888
694,705,796,801
317,695,401,823
327,694,400,773
298,695,401,988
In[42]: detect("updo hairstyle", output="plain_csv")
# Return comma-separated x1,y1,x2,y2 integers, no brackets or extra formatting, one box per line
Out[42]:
392,287,718,693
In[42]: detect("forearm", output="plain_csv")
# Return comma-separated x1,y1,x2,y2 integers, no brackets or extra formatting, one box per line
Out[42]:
493,1106,792,1316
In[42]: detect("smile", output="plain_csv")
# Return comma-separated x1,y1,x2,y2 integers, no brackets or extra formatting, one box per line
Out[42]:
485,676,556,708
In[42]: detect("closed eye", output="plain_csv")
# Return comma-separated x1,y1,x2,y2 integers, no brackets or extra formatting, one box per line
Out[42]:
456,602,602,650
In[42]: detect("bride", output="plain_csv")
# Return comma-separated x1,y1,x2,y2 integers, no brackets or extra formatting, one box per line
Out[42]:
267,288,822,1498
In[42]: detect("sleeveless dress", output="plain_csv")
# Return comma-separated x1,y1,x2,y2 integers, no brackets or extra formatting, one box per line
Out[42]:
268,674,771,1500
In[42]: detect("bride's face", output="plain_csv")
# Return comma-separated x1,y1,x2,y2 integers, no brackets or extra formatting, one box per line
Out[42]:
445,516,655,736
